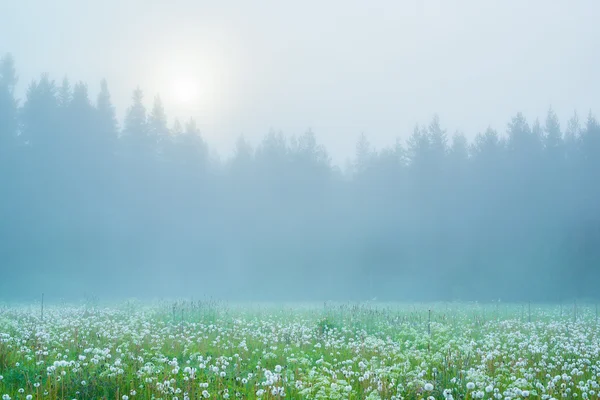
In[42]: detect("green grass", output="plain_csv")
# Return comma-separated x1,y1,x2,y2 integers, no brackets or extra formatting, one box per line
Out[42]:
0,301,598,399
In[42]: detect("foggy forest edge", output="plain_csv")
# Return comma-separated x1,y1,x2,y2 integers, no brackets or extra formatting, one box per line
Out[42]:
0,53,599,303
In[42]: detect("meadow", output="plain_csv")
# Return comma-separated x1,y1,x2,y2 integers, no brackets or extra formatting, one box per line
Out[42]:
0,300,599,400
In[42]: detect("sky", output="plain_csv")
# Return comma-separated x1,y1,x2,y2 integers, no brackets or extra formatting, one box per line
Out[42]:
1,0,599,165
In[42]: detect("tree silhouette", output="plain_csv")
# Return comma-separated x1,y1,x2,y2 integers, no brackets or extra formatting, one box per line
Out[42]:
2,54,600,301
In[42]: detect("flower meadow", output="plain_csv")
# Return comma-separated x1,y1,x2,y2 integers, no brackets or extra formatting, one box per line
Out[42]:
1,300,599,400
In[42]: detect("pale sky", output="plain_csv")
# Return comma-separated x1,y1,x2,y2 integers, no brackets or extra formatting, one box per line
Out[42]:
1,0,599,164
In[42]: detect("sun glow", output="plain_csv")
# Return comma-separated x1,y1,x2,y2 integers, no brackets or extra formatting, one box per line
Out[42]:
169,76,200,106
154,37,238,123
158,59,221,120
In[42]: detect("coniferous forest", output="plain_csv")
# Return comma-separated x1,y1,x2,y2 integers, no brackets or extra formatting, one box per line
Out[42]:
1,53,599,302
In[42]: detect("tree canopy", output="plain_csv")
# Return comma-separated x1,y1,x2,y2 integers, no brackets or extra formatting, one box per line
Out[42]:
0,54,598,302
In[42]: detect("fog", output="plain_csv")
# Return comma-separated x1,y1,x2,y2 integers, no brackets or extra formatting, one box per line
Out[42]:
0,1,599,302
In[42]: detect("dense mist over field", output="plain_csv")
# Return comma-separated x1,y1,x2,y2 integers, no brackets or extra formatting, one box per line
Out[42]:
1,51,599,302
1,1,600,302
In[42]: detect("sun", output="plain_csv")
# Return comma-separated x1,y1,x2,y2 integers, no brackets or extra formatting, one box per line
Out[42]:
156,50,228,120
169,77,199,106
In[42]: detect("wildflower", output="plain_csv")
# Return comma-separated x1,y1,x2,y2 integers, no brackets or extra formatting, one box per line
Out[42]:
467,382,476,390
425,383,434,391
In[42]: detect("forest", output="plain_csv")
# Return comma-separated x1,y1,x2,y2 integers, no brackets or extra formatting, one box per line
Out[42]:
0,53,599,302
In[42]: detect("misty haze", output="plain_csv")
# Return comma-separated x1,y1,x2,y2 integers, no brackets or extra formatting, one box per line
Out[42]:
1,0,600,399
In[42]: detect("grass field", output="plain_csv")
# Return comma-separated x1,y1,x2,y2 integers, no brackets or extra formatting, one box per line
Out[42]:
0,300,598,399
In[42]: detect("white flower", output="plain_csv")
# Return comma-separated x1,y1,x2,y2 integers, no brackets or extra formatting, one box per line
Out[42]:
425,383,434,391
467,382,476,390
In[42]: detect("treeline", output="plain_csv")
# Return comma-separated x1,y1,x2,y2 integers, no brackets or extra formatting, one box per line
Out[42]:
0,53,599,302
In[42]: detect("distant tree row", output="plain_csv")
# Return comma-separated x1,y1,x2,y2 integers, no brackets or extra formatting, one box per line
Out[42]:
1,53,599,302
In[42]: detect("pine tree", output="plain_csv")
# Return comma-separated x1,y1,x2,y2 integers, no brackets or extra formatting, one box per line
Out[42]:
57,77,72,109
21,74,59,148
148,94,168,138
179,117,208,168
406,124,429,170
123,87,147,140
354,132,372,176
0,54,20,245
428,114,448,161
171,119,183,136
96,79,118,153
542,107,565,222
0,53,18,151
122,87,150,160
544,107,562,154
